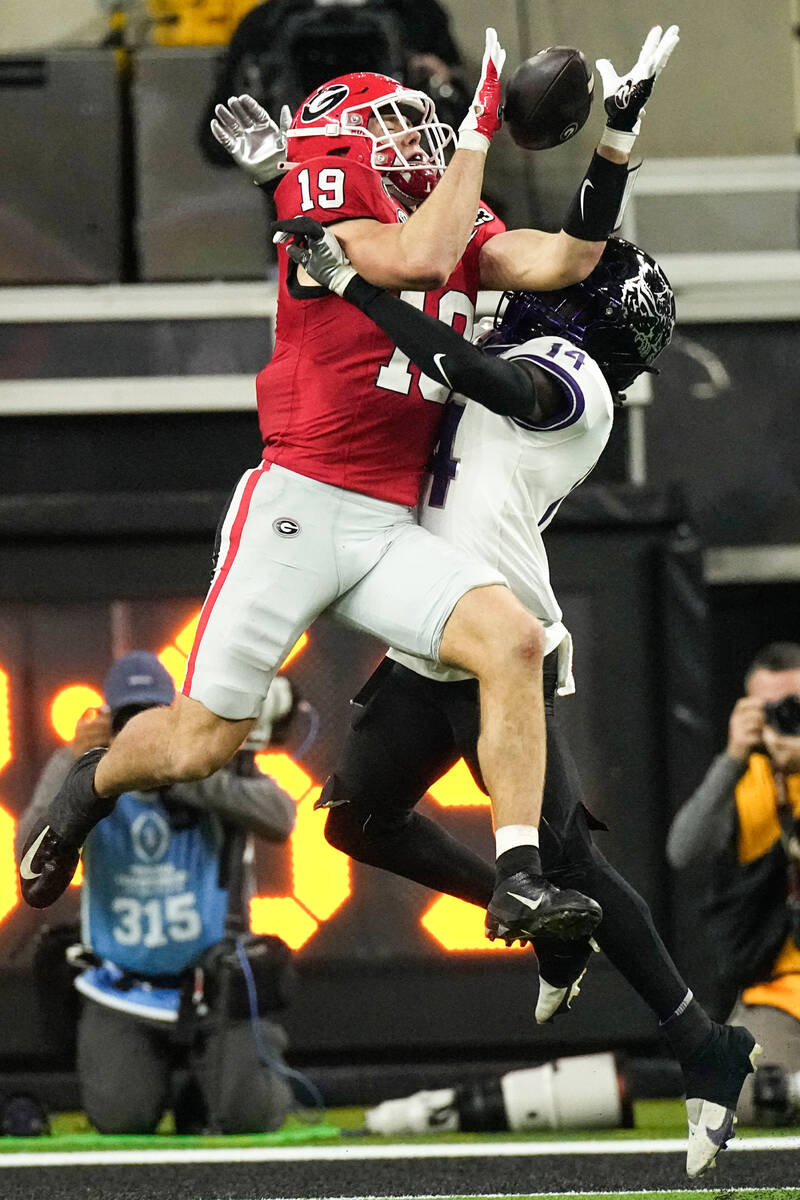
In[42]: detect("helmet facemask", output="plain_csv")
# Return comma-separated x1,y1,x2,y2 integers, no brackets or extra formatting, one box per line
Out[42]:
364,94,455,204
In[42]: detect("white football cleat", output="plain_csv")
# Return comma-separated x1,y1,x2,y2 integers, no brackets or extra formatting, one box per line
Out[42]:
535,937,598,1023
685,1098,736,1177
535,968,587,1024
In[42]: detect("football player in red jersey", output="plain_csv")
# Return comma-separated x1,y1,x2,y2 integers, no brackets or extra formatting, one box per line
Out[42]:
20,27,678,952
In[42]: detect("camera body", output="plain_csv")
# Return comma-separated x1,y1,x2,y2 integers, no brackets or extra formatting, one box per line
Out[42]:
763,694,800,737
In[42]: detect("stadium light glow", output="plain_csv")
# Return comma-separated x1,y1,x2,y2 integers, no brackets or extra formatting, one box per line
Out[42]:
427,757,488,808
50,685,104,743
250,753,351,945
0,806,18,922
0,669,11,774
249,894,319,950
421,892,524,952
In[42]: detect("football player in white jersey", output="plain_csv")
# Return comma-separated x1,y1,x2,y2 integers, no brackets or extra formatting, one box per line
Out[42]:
272,218,760,1178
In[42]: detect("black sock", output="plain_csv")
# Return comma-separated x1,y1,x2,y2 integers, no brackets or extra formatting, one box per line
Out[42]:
680,1024,758,1107
496,845,543,879
535,936,593,986
660,994,714,1064
50,747,116,845
548,847,690,1021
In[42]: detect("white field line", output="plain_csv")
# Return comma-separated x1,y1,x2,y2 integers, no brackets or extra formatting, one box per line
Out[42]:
271,1192,800,1200
1,1135,799,1169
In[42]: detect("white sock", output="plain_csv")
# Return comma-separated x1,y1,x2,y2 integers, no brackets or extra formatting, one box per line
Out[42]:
495,824,540,858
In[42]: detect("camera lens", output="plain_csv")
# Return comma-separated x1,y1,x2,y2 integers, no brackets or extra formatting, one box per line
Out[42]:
764,695,800,737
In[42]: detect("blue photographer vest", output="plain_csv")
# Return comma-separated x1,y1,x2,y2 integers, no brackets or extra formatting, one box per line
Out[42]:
76,790,229,1020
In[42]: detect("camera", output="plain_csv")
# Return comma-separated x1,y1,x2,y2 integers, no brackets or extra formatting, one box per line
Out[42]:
763,694,800,737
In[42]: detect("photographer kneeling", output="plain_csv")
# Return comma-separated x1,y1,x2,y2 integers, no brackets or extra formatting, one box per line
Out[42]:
667,642,800,1124
18,652,297,1135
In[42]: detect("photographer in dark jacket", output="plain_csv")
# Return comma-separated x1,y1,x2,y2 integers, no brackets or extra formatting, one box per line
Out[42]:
17,651,297,1135
667,642,800,1123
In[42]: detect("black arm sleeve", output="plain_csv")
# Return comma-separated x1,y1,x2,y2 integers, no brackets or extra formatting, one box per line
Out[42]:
344,275,565,423
562,152,631,242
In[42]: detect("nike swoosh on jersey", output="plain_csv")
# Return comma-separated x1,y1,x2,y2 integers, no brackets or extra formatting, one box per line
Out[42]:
580,178,595,221
433,352,454,391
19,826,50,880
508,890,545,910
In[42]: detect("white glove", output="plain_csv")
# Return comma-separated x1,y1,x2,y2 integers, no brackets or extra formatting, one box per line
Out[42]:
272,217,357,296
595,23,679,153
457,27,506,154
210,94,292,184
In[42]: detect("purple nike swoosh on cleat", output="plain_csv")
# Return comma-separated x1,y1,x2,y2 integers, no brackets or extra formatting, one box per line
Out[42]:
705,1110,735,1147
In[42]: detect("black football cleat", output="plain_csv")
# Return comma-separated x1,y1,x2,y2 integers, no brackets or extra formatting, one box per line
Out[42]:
486,870,602,945
19,747,111,909
683,1023,762,1178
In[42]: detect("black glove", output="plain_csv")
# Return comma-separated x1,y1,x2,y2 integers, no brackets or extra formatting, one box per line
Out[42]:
271,217,357,295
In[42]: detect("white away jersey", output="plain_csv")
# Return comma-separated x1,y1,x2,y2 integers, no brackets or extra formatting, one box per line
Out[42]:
390,334,614,684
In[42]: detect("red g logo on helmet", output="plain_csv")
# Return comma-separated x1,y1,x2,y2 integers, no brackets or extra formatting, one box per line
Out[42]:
300,83,350,124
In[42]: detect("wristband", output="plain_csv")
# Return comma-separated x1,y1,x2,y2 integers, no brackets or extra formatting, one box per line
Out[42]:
562,152,630,242
598,124,640,155
456,129,491,155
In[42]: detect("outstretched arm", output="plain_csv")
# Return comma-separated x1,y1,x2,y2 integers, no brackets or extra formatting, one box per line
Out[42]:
273,218,565,425
480,23,680,291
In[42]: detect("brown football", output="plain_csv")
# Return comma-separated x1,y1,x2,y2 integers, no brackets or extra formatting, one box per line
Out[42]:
504,46,594,150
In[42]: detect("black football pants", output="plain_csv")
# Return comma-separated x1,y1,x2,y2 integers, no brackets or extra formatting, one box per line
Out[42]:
323,655,689,1022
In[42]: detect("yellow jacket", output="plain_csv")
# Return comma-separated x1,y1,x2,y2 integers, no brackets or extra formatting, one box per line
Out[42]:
736,754,800,1019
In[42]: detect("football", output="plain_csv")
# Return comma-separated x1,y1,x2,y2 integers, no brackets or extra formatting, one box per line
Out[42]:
503,46,594,151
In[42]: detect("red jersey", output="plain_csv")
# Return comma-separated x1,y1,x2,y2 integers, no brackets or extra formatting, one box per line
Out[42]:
257,157,505,505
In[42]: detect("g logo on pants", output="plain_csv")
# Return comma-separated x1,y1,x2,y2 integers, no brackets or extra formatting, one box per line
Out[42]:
273,518,301,538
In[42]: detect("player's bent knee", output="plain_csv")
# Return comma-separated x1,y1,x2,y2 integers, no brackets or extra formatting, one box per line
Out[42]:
442,585,546,676
322,776,405,859
323,796,366,857
478,608,546,678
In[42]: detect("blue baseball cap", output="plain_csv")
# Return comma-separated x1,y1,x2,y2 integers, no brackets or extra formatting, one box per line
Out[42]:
103,651,175,713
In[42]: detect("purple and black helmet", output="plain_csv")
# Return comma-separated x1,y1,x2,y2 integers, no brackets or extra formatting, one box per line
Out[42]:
486,237,676,394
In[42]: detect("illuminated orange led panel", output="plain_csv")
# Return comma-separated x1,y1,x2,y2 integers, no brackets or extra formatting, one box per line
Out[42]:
249,754,352,940
158,646,187,690
427,757,488,808
50,685,104,744
173,615,200,657
292,787,350,921
249,895,318,950
0,669,10,774
254,751,312,801
280,632,308,668
421,893,525,952
0,806,18,921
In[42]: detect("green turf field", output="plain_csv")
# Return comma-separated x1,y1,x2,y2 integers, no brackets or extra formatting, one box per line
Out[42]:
0,1098,798,1154
1,1103,798,1200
